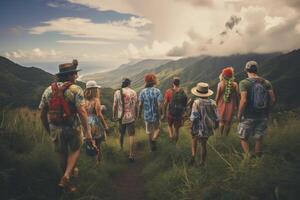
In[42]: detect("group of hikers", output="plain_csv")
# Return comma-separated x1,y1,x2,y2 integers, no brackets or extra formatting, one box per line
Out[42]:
39,59,275,192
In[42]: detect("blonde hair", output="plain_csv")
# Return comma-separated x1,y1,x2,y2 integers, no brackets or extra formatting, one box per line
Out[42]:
84,87,100,100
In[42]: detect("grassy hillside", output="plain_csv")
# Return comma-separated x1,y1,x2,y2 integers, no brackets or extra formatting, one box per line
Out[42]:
0,56,55,108
0,108,299,200
0,57,114,115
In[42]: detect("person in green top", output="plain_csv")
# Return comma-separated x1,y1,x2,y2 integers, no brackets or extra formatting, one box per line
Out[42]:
237,60,276,157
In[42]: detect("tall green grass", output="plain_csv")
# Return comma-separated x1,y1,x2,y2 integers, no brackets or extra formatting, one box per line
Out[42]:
141,119,300,200
0,108,131,200
0,108,299,199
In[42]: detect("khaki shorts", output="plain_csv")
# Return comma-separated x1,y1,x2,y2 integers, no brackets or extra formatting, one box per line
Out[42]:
50,124,83,153
145,120,160,134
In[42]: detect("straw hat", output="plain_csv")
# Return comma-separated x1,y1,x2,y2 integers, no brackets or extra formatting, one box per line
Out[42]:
86,80,101,89
56,59,81,75
191,82,214,97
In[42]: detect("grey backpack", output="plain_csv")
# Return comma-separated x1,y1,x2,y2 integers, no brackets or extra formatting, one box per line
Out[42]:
247,78,268,112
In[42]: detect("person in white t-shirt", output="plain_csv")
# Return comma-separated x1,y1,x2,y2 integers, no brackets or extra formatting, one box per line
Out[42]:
113,78,138,162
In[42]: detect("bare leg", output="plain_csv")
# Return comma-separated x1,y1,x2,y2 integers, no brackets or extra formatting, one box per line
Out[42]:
219,121,225,136
240,139,249,154
97,144,102,163
129,135,134,158
63,149,81,179
174,127,180,143
147,132,154,151
152,128,160,141
119,133,125,150
167,125,174,139
255,138,263,156
200,139,207,164
191,138,198,157
224,121,232,136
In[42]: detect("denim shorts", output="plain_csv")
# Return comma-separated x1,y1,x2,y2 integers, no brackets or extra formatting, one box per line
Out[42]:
237,118,268,140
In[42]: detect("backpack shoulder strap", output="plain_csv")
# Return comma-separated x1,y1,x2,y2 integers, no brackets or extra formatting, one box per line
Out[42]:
120,88,125,120
61,81,73,91
51,82,58,92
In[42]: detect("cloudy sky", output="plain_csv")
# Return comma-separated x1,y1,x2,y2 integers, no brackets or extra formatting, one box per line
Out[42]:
1,0,300,73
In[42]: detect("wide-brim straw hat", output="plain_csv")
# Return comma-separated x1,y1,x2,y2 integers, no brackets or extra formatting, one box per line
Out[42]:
86,80,101,89
191,82,214,97
56,59,81,75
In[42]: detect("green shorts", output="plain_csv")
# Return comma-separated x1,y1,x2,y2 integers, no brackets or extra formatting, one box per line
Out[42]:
49,124,83,153
237,118,268,140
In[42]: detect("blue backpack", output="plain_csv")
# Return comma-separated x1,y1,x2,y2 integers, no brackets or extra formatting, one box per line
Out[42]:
247,78,268,111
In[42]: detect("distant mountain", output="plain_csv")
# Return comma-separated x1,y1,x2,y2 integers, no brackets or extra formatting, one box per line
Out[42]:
131,53,281,91
258,49,300,110
130,56,204,90
81,59,171,88
0,56,55,108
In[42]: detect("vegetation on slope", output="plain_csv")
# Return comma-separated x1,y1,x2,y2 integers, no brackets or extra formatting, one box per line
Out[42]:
0,108,299,200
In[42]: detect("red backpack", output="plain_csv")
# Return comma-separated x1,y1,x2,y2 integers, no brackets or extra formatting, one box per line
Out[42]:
48,82,75,125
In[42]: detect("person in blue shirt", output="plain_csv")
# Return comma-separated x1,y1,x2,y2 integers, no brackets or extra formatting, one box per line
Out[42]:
138,73,163,151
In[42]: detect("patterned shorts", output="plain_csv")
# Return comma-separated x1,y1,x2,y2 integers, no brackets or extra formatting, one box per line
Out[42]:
145,120,160,134
237,118,268,140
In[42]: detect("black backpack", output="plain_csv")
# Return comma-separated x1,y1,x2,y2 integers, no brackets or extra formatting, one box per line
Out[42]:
169,89,187,119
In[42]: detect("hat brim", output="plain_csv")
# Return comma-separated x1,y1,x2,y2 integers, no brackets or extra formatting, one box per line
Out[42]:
56,69,81,76
86,85,101,89
191,87,214,97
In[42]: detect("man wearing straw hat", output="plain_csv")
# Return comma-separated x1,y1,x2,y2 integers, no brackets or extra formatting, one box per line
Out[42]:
189,82,218,166
39,59,95,191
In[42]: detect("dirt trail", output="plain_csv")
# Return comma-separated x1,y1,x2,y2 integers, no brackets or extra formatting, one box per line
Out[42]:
113,143,147,200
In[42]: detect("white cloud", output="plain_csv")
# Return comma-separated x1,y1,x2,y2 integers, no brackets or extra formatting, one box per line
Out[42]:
16,0,300,67
57,40,115,45
30,17,151,41
123,41,174,59
47,3,59,8
5,48,62,60
264,16,285,30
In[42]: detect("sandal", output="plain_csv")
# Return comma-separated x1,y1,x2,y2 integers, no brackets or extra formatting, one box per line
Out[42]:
58,176,70,188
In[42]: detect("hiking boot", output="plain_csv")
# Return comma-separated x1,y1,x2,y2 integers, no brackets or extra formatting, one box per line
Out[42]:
188,157,195,166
